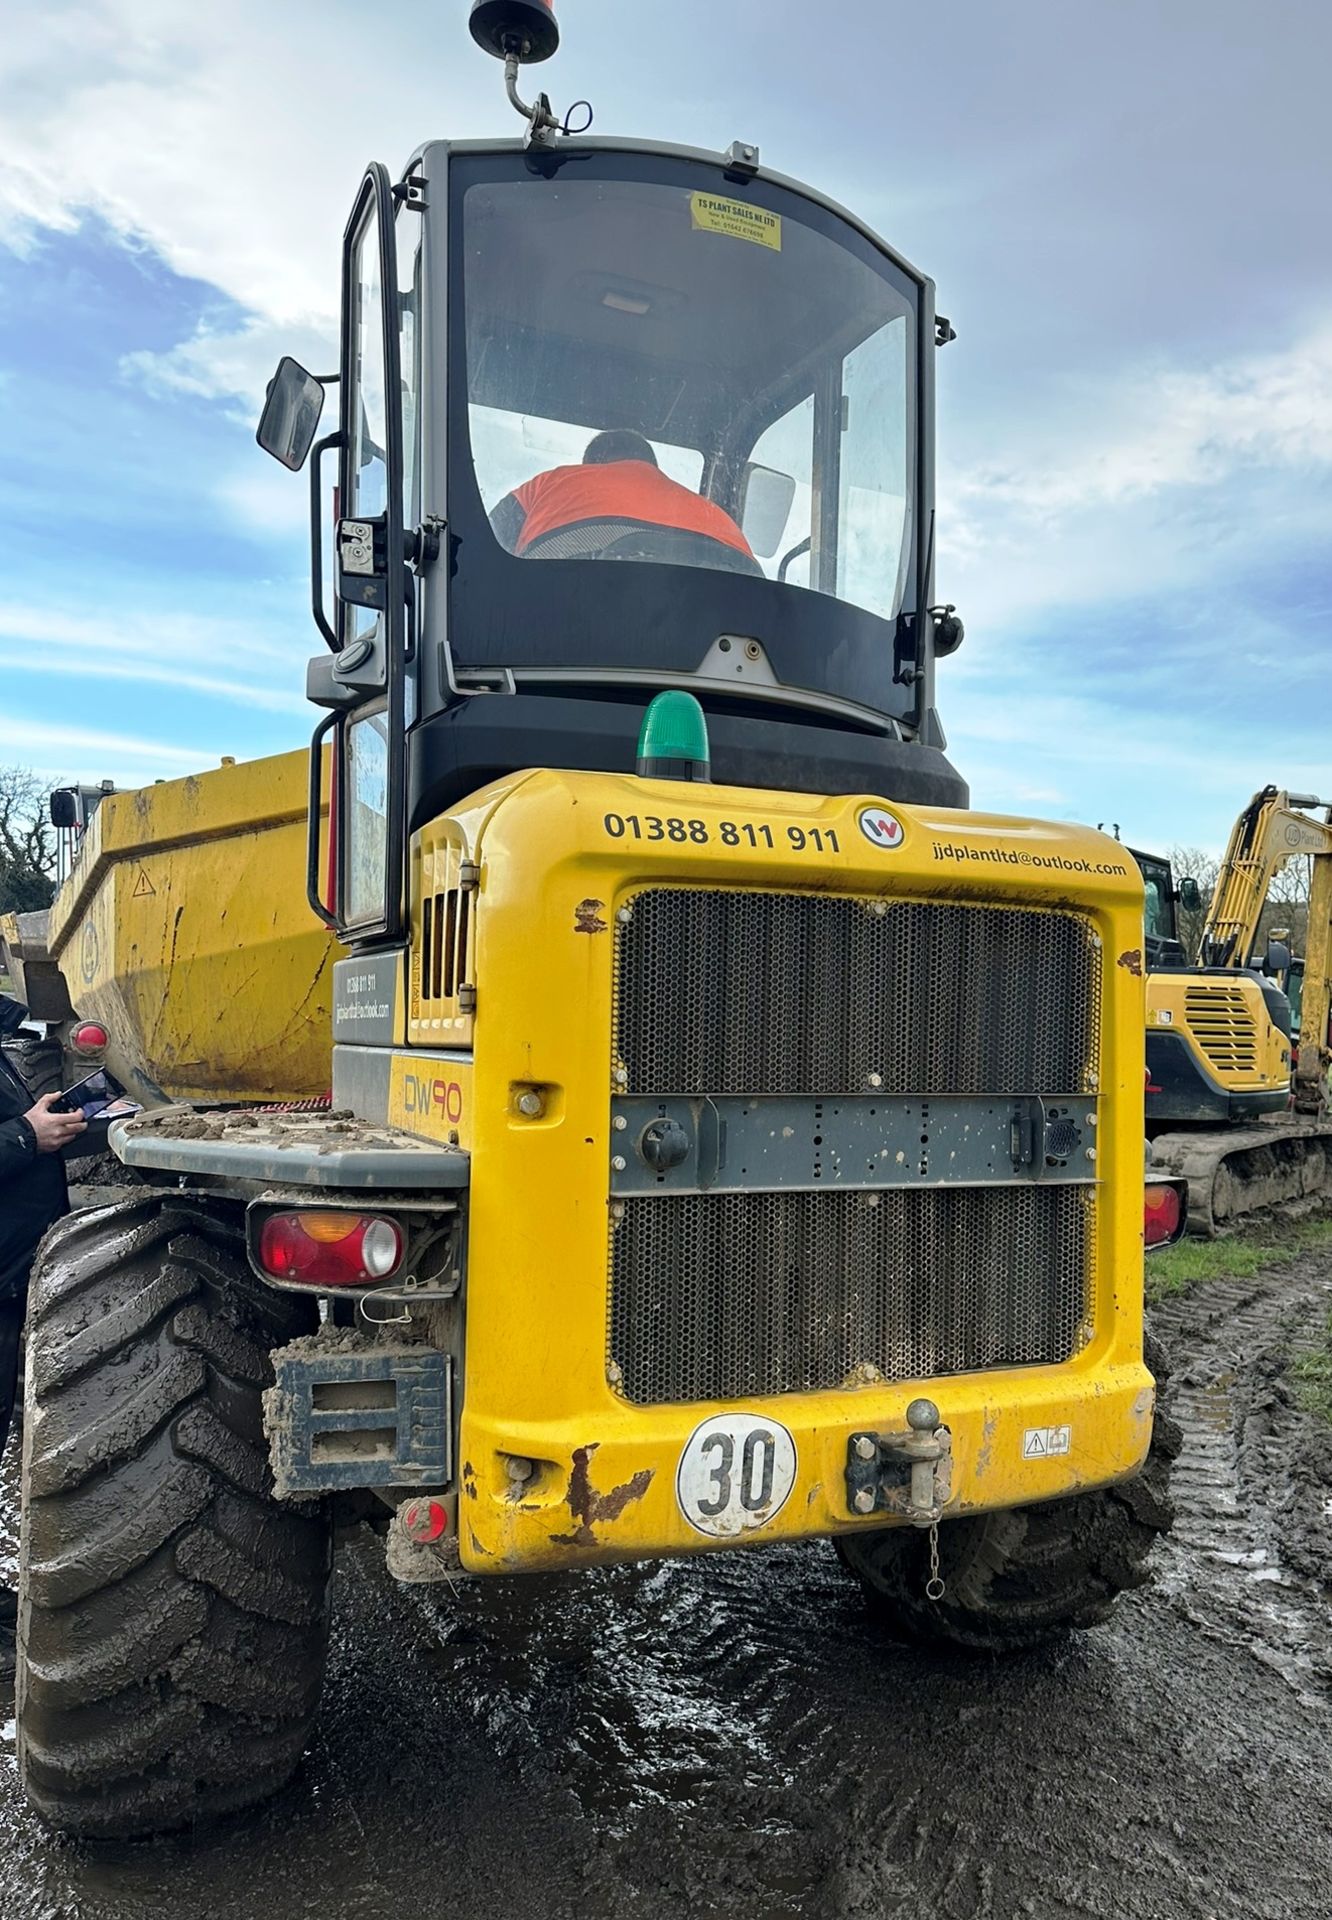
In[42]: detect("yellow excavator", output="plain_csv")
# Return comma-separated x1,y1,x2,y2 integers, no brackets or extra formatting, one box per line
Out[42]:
1146,787,1332,1232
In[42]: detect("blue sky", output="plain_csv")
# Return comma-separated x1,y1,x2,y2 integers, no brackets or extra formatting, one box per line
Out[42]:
2,0,1330,850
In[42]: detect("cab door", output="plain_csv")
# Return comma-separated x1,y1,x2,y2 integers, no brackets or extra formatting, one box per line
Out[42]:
333,163,407,943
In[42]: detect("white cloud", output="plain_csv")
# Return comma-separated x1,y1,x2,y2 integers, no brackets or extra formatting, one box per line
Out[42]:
0,1,516,401
0,713,229,788
0,604,295,672
935,319,1332,636
953,323,1332,524
0,604,310,724
5,2,1331,854
0,641,306,716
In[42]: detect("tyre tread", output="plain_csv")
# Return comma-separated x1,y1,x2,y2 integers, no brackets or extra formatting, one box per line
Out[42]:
17,1193,329,1839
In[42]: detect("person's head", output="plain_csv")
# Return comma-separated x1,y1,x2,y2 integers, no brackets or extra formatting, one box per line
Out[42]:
583,429,658,469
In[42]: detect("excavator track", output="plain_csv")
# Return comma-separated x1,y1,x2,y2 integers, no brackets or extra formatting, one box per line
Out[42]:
1150,1118,1332,1236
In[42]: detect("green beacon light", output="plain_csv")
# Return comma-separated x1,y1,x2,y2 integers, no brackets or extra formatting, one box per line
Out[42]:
636,691,711,783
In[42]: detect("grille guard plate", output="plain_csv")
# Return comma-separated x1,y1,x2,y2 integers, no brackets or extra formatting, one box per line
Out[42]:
610,1092,1097,1195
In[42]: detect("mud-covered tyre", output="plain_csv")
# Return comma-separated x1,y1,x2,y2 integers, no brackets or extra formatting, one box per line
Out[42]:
1,1034,62,1102
16,1193,331,1839
837,1339,1182,1651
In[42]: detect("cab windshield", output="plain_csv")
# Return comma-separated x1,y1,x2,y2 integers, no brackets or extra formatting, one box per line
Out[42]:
1131,851,1180,954
460,158,917,625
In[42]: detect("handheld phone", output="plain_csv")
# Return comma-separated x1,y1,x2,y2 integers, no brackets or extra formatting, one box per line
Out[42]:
51,1069,118,1118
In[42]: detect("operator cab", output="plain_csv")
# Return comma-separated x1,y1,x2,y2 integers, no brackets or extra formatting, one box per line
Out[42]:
258,0,967,941
1129,849,1193,969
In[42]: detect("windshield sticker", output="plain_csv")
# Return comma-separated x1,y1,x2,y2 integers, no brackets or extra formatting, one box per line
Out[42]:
690,192,782,251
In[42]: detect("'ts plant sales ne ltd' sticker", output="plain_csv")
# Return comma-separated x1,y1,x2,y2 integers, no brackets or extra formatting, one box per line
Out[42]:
690,192,782,250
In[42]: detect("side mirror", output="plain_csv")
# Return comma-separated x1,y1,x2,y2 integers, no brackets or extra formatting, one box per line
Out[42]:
49,790,79,830
257,358,326,472
1177,877,1203,912
932,605,965,658
739,462,797,559
1263,939,1292,980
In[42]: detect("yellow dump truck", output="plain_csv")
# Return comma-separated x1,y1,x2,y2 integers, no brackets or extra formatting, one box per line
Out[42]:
14,1,1182,1843
16,749,340,1106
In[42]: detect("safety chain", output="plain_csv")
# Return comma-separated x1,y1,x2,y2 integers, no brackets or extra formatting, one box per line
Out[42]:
925,1520,946,1601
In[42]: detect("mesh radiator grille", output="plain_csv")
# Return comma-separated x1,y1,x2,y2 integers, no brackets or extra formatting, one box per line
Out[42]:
609,889,1100,1405
614,892,1099,1096
610,1186,1092,1405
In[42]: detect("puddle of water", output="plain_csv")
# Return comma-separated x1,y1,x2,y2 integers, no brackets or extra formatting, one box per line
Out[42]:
1194,1372,1236,1432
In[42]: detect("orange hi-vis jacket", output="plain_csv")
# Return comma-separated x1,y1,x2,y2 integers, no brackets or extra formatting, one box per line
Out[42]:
508,460,753,557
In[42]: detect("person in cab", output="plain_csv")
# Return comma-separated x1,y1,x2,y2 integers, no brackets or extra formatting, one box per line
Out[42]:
489,429,758,571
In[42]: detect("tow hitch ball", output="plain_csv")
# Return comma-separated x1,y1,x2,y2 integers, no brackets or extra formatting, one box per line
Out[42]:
845,1398,953,1525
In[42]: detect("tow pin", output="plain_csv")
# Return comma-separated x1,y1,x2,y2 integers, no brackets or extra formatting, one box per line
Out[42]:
905,1399,947,1602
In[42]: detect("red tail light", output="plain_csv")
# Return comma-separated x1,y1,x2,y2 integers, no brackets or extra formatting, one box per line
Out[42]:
70,1022,108,1054
402,1498,449,1543
1144,1180,1186,1249
256,1210,403,1287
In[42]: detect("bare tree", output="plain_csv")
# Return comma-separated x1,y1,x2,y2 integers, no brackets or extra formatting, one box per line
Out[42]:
1167,844,1219,960
0,767,56,915
1264,855,1311,956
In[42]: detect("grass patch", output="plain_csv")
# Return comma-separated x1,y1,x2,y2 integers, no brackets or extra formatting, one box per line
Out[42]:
1146,1212,1332,1304
1292,1324,1332,1425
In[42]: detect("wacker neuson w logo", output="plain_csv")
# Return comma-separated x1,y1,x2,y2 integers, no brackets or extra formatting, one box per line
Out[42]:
933,842,1131,877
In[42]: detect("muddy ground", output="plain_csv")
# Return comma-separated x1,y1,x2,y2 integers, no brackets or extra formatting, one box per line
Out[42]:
4,1247,1332,1920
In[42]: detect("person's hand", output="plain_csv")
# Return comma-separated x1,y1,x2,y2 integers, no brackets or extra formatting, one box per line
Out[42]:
25,1093,87,1154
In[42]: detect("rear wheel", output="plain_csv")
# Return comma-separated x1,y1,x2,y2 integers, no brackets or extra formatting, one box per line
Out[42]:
837,1340,1180,1651
17,1193,331,1838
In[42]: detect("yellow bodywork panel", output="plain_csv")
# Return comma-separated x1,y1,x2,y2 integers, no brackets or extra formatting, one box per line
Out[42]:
1146,970,1289,1095
46,750,342,1105
389,769,1153,1575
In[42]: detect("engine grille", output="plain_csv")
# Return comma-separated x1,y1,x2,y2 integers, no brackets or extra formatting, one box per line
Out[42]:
609,889,1101,1405
1184,984,1259,1075
610,1186,1093,1404
614,892,1098,1096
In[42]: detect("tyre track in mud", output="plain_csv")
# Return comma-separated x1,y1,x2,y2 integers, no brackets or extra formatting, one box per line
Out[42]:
2,1249,1332,1918
1150,1259,1332,1703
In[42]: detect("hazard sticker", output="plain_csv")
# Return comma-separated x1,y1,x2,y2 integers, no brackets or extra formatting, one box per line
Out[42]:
858,806,905,849
1023,1425,1071,1459
690,192,781,251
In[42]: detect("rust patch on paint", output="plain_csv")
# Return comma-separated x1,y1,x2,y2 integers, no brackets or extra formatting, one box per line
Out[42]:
1117,948,1143,976
462,1460,478,1501
549,1442,654,1547
574,897,608,935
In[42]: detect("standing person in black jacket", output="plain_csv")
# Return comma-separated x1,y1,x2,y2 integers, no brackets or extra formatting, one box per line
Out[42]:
0,994,84,1675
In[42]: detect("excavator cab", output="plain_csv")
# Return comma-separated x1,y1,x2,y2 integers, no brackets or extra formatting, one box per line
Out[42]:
258,21,966,942
1130,847,1193,968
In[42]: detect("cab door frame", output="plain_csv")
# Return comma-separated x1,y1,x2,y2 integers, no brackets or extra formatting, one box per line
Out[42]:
330,161,408,945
